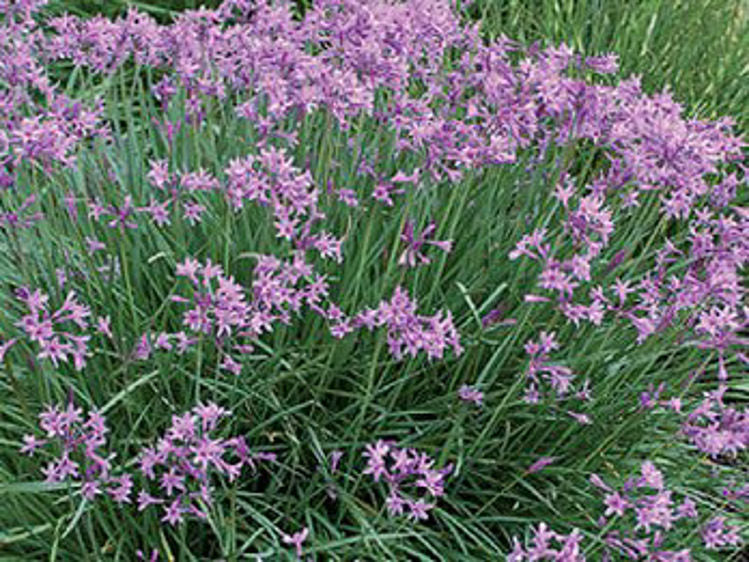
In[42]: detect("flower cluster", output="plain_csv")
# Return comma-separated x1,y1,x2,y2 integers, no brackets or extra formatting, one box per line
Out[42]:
521,331,591,412
362,440,452,521
141,144,343,262
681,385,748,458
21,401,275,526
701,516,742,551
20,402,129,502
137,403,275,525
5,0,741,378
349,287,463,361
169,254,330,363
34,0,742,197
140,161,219,227
587,461,741,559
9,287,93,371
508,524,586,561
511,144,747,380
512,460,744,560
228,146,340,258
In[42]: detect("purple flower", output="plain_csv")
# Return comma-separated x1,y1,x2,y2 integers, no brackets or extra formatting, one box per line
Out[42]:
701,517,741,550
175,258,201,284
337,188,358,207
107,474,133,504
675,498,697,520
106,196,138,232
398,220,453,268
159,467,186,496
137,490,163,512
0,338,17,362
329,450,344,473
415,469,447,497
363,440,390,482
81,480,102,500
603,491,629,517
638,461,664,490
139,199,171,226
406,499,434,521
527,456,558,474
510,523,586,561
161,499,184,526
385,490,406,516
458,385,483,406
362,441,451,522
589,473,612,492
95,316,112,339
20,434,47,456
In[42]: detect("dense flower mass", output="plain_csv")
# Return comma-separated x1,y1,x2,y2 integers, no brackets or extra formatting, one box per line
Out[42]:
0,0,746,558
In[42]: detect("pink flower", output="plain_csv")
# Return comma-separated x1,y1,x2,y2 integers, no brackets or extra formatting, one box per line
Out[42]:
282,527,309,559
639,461,664,490
220,354,242,375
0,338,17,362
175,258,201,284
96,316,112,339
567,411,591,425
